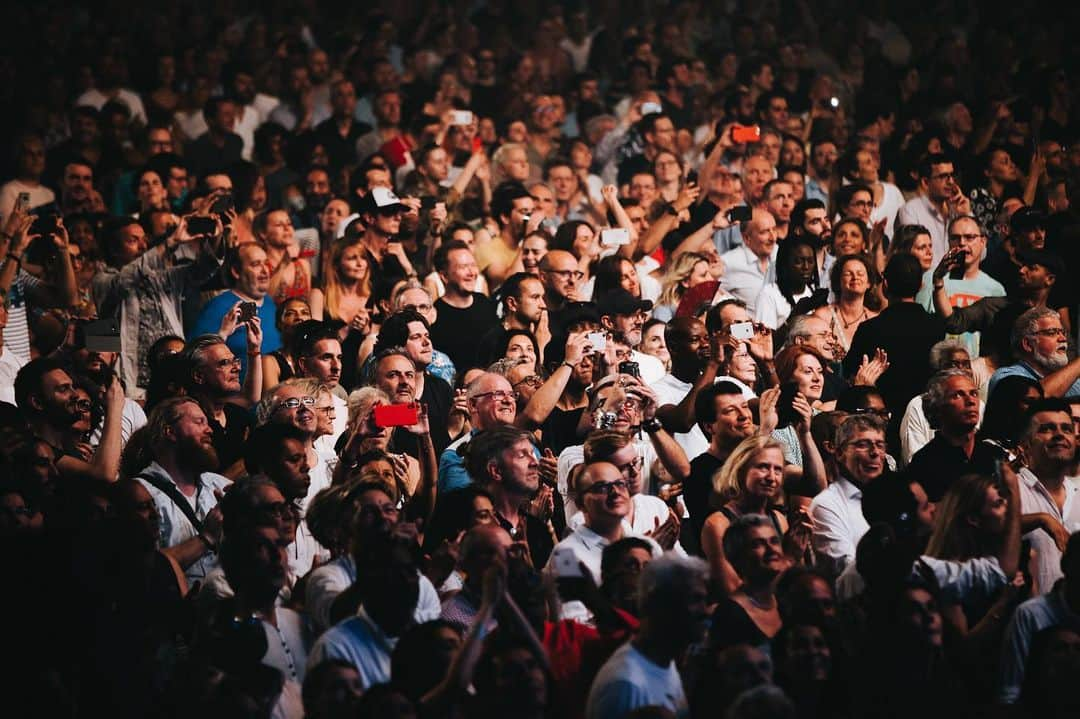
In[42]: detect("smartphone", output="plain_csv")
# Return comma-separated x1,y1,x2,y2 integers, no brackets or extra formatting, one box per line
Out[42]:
209,192,234,216
374,402,420,428
83,318,122,354
726,205,752,224
238,301,258,323
16,192,30,211
451,110,474,126
600,228,631,246
587,331,607,352
730,321,754,341
618,360,641,378
641,101,663,115
731,124,761,144
776,381,800,430
420,196,436,210
824,96,840,109
472,135,484,154
948,249,967,280
552,546,584,578
186,215,217,236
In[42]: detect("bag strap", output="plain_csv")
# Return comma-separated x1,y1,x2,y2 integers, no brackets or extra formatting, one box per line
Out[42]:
137,472,203,534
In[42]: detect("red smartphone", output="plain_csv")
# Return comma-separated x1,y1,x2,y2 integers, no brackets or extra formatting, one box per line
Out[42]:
731,124,761,144
472,135,484,154
374,402,420,428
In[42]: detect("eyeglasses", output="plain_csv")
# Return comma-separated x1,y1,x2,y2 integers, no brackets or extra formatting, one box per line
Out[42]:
275,396,316,411
472,389,519,403
852,407,891,421
256,502,294,520
845,439,887,453
1029,327,1067,338
544,268,585,282
513,375,544,390
931,172,956,181
74,399,92,412
583,479,629,495
615,456,644,475
403,303,433,314
215,357,242,369
315,405,336,417
849,199,873,208
948,233,982,243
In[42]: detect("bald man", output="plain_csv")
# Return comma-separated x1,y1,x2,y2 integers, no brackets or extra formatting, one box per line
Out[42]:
719,208,779,313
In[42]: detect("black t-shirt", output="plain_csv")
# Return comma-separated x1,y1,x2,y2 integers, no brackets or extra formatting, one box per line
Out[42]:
540,406,586,455
421,373,453,457
211,402,253,474
686,451,726,556
431,294,497,371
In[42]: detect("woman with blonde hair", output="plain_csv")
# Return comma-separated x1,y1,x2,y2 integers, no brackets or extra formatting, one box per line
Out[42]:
653,251,713,321
701,435,791,595
310,238,372,328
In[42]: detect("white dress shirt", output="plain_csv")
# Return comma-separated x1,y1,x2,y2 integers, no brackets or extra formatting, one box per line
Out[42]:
719,244,777,314
809,476,869,579
305,555,441,634
1017,469,1080,594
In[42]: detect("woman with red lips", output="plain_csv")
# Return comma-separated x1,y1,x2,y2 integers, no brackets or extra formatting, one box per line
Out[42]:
709,513,789,651
701,436,790,596
770,345,832,485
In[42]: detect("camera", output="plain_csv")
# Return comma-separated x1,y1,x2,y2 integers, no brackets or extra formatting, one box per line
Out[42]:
594,410,619,430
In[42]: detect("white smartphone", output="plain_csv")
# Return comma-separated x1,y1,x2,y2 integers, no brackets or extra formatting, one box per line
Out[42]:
451,110,474,126
553,546,584,578
641,101,663,115
587,331,607,352
600,228,631,246
730,321,754,341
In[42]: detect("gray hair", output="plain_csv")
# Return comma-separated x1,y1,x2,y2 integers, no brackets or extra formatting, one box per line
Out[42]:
255,378,313,426
466,371,505,401
392,280,430,310
492,142,527,168
347,386,390,427
921,368,973,428
638,553,709,616
786,315,820,343
834,413,886,449
928,339,969,372
366,346,412,385
184,333,227,370
1012,306,1061,356
487,356,530,378
945,213,986,237
722,514,777,571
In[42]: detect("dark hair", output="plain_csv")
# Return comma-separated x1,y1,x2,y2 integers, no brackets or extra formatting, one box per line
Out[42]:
790,198,826,238
433,239,472,274
491,180,532,221
421,485,496,553
978,375,1044,444
775,235,819,303
496,272,537,309
883,253,923,299
600,536,655,579
463,424,534,486
373,310,429,356
917,152,953,180
836,385,886,413
244,423,310,476
218,475,284,537
290,320,340,360
593,254,636,297
694,381,746,428
551,220,594,257
391,620,464,700
14,357,69,415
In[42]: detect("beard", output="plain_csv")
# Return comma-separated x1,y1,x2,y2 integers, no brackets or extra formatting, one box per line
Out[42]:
179,435,220,474
1034,345,1069,370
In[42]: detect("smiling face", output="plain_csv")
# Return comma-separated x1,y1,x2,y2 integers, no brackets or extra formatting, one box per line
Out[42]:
743,447,785,499
832,222,865,256
504,334,537,372
579,461,631,524
792,353,824,401
838,257,870,297
837,428,886,484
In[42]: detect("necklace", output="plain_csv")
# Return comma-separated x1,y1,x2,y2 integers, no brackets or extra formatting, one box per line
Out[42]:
838,304,868,329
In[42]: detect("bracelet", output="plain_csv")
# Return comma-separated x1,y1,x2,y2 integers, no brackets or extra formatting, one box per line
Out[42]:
198,533,217,552
5,252,21,266
560,361,576,371
247,351,262,357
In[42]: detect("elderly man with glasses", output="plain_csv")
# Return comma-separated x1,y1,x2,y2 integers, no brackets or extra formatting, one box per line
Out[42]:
988,306,1080,398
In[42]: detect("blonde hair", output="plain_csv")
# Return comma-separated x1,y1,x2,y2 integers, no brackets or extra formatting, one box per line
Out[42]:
322,238,372,321
711,435,785,504
658,252,710,307
347,386,391,427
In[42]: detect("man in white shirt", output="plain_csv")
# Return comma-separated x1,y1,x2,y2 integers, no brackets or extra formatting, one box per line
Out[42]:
134,397,230,585
810,414,888,579
720,208,778,314
1016,400,1080,594
0,302,26,404
896,153,970,265
547,461,662,622
587,553,709,719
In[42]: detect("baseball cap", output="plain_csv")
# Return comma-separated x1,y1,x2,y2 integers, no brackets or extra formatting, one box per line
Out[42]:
596,289,653,317
1016,248,1065,277
1010,206,1047,233
360,186,405,214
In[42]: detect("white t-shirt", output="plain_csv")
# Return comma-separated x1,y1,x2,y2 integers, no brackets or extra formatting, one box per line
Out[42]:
0,180,55,223
587,641,688,719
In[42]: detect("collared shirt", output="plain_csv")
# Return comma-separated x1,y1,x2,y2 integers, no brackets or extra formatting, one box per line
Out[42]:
999,585,1080,703
304,554,441,634
990,361,1080,398
134,461,231,584
567,493,688,556
719,244,777,314
904,432,1000,502
308,607,397,689
809,476,869,579
899,393,985,466
1017,469,1080,594
557,440,658,523
897,193,948,265
837,553,1006,603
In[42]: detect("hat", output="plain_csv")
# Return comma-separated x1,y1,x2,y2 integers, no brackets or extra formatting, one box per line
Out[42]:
596,289,653,317
1016,248,1065,277
336,212,361,239
1010,206,1047,233
359,186,405,214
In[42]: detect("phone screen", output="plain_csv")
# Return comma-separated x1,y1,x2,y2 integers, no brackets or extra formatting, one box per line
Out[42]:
374,403,420,428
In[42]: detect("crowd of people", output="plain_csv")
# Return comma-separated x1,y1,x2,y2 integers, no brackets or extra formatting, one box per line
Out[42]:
4,1,1080,717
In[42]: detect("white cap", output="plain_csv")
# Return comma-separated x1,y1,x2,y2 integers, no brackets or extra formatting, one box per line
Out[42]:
370,186,403,208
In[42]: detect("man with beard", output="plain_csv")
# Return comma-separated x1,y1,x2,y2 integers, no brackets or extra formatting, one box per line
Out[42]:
478,272,548,368
476,182,536,289
134,397,229,585
788,199,832,292
430,241,497,371
14,357,126,483
596,289,665,382
194,242,282,383
1016,400,1080,593
989,307,1080,398
184,334,261,477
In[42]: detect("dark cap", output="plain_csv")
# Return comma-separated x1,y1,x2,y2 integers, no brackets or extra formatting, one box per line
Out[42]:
1016,248,1065,277
596,289,653,317
1010,206,1047,233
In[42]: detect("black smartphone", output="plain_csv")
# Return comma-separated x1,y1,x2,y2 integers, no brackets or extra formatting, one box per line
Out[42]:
726,205,752,224
238,301,258,323
948,249,967,280
187,216,218,237
420,196,436,210
618,360,641,378
209,192,234,216
776,381,800,429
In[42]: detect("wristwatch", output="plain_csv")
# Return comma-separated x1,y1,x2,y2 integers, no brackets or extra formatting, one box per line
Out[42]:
641,417,663,433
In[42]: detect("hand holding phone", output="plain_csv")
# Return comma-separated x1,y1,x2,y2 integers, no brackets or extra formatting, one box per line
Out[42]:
374,402,421,428
731,124,761,144
726,205,752,224
238,301,258,323
948,249,968,280
729,321,754,341
600,228,630,246
587,332,607,352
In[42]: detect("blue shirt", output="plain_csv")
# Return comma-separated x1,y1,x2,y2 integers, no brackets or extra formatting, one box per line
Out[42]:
193,291,282,383
988,361,1080,398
